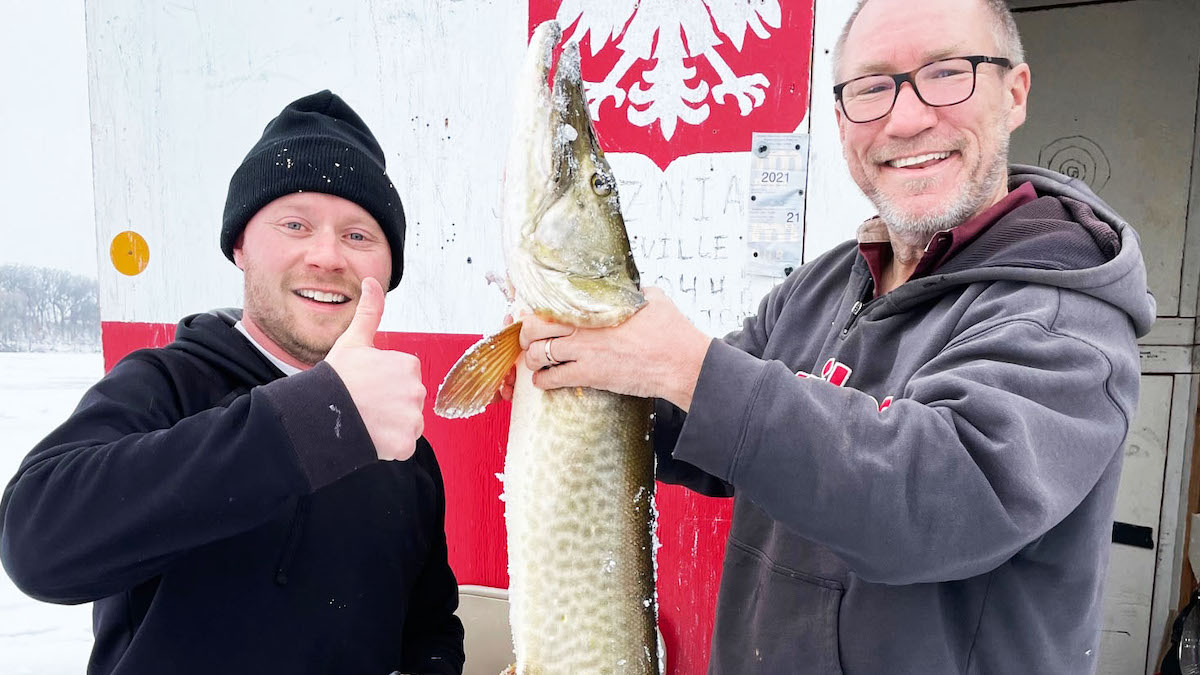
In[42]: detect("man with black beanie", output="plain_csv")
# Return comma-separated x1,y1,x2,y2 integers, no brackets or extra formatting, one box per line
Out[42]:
0,90,465,675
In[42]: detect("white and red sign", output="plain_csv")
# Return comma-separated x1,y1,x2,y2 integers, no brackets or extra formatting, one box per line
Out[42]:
530,0,812,169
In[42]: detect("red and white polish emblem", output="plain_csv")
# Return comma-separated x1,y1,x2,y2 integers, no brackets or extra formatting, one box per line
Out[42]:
529,0,813,170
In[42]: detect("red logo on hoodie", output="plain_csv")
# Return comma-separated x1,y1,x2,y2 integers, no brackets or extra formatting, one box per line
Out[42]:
797,358,894,413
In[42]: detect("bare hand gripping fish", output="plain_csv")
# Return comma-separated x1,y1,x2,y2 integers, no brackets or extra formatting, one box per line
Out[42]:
435,19,659,675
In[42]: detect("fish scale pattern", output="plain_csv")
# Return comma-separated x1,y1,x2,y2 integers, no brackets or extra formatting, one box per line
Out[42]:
505,364,658,674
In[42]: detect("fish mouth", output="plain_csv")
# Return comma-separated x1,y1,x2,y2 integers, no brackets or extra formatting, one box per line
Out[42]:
520,23,601,214
504,21,644,327
548,41,598,193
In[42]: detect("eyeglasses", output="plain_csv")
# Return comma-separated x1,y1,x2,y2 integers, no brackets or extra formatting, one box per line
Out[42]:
833,55,1014,124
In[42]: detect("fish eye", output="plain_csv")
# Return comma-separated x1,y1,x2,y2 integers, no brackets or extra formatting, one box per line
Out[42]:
591,173,612,196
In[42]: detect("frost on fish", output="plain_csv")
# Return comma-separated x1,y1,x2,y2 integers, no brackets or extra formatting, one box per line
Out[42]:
505,366,658,673
438,17,660,675
556,124,579,144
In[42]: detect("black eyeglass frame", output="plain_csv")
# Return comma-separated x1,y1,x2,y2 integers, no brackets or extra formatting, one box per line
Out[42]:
833,55,1014,123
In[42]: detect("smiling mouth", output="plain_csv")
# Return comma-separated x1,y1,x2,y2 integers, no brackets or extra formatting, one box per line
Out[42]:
886,151,954,169
294,289,351,305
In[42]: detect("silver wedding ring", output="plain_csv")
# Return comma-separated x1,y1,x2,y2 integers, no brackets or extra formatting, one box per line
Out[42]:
544,337,561,366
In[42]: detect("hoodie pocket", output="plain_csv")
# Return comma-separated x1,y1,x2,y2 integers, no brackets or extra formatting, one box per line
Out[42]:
710,538,844,674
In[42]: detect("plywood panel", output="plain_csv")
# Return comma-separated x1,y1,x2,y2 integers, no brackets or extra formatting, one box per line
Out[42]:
1139,319,1197,347
1148,376,1200,673
1139,346,1197,374
1011,0,1200,317
1099,375,1172,674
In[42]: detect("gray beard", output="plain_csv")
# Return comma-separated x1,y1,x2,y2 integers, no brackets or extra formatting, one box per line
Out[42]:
870,131,1011,244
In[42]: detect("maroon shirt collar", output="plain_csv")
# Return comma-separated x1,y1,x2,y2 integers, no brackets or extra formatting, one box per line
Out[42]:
857,181,1037,296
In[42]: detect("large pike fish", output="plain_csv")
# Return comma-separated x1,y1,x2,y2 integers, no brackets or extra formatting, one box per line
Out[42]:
434,20,659,675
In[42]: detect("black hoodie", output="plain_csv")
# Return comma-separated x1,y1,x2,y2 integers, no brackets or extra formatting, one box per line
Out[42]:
0,310,464,674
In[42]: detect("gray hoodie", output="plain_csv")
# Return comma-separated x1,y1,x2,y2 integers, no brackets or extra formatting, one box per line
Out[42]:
655,165,1156,674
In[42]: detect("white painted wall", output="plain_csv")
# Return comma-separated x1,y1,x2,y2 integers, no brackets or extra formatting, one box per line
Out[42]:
804,0,875,261
87,1,527,333
86,1,859,338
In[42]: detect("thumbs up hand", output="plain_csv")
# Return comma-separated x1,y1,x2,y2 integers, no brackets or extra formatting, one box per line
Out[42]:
325,277,425,461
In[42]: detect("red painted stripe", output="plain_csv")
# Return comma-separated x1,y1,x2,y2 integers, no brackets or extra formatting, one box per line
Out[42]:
101,321,178,371
102,321,731,673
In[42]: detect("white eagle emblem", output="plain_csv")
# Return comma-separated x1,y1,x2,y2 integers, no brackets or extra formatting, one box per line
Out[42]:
556,0,783,140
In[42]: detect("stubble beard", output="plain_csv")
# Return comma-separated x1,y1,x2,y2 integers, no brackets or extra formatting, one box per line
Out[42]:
867,122,1011,245
242,266,345,367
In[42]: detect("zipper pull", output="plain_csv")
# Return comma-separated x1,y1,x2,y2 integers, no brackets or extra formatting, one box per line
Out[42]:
841,301,865,337
841,276,873,337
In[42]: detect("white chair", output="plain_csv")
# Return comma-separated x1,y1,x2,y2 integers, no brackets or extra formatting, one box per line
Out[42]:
457,585,515,675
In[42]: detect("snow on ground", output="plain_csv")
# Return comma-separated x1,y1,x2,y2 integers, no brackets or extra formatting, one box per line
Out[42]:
0,352,102,674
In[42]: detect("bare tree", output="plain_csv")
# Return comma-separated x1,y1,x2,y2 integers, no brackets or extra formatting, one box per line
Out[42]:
0,265,100,352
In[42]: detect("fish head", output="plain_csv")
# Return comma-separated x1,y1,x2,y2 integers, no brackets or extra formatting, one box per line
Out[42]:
503,21,644,328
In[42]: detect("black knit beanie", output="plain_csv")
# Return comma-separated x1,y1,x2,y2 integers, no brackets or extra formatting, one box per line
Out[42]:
221,90,406,289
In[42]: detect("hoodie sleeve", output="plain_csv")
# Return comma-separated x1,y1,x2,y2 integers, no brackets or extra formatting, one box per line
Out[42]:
653,399,733,498
652,277,798,498
400,440,466,675
0,356,378,604
669,297,1140,585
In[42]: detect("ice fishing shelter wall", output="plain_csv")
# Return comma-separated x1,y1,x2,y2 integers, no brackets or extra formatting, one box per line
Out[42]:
85,0,1199,673
85,2,822,673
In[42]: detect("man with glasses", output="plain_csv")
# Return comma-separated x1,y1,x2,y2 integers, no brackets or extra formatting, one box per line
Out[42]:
514,0,1153,672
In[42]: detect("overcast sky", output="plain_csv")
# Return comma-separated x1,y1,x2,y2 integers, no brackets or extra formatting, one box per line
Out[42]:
0,1,97,278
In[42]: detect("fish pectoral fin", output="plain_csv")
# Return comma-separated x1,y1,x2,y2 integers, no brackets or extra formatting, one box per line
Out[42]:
434,321,523,419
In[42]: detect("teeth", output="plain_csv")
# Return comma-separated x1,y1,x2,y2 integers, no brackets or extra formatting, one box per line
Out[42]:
297,289,348,304
888,151,951,168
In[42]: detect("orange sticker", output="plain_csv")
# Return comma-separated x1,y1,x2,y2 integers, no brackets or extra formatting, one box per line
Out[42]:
110,231,150,276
